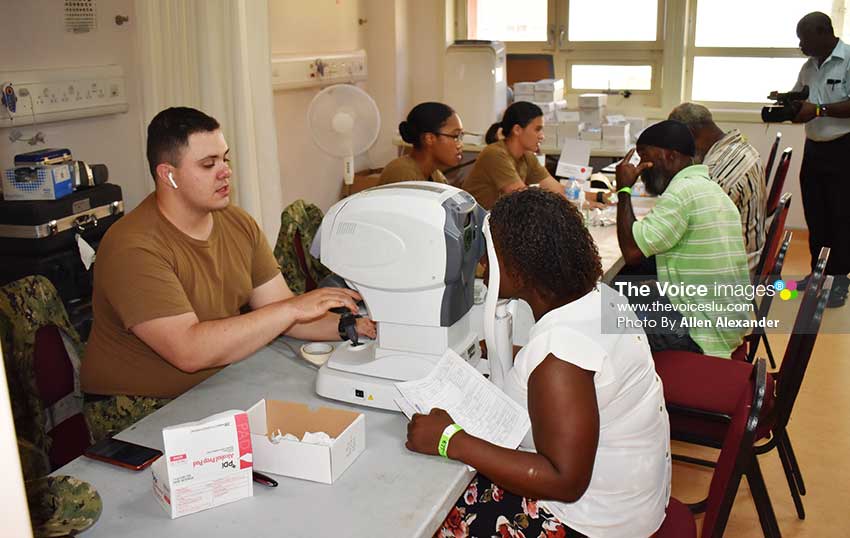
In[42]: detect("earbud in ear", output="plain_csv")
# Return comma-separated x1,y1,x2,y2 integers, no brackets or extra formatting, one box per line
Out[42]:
167,171,178,189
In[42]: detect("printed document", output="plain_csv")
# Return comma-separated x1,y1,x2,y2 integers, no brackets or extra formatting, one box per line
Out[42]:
395,350,530,451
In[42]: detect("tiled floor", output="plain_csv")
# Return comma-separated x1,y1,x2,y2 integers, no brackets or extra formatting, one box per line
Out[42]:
669,231,850,537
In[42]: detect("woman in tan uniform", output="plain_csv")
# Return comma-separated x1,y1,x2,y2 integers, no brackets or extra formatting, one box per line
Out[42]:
379,102,464,185
464,102,607,210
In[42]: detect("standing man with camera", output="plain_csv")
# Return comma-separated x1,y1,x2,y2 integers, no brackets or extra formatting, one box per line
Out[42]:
787,11,850,307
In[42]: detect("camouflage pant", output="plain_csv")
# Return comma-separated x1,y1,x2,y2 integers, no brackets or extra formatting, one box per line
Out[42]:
84,395,171,442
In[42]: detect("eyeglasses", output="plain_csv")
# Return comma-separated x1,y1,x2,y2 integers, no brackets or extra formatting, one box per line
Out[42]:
432,131,465,143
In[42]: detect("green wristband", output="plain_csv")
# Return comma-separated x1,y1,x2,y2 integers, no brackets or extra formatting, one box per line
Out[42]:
617,186,632,195
438,424,464,458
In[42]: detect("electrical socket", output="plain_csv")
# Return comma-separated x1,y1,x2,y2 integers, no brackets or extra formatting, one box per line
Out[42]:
6,86,35,118
0,65,128,127
271,50,368,91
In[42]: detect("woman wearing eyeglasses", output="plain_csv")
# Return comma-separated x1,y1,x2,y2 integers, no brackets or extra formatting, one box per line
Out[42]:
465,102,609,210
379,102,464,185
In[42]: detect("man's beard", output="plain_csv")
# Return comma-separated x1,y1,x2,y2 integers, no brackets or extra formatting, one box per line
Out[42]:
642,166,671,196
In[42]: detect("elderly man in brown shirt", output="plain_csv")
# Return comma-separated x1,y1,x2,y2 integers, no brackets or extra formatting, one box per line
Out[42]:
81,107,375,441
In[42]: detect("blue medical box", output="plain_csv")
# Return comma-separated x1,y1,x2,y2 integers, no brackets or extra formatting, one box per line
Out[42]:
3,164,75,201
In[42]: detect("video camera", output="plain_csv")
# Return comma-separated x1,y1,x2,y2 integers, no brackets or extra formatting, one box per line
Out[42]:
761,86,809,123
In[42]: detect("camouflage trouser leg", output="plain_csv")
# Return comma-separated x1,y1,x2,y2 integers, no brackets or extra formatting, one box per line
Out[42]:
84,395,171,442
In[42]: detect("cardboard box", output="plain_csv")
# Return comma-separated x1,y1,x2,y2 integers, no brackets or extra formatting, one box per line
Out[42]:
534,80,565,103
556,109,580,122
601,138,631,152
579,128,602,141
341,168,382,198
513,82,537,94
247,399,365,484
602,123,631,140
2,164,74,201
557,121,585,141
625,117,649,141
543,124,560,148
532,101,556,115
579,93,608,108
580,107,606,128
533,89,564,103
152,410,253,519
535,78,564,93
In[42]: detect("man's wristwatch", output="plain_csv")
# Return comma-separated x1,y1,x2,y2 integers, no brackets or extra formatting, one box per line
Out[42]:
338,311,360,344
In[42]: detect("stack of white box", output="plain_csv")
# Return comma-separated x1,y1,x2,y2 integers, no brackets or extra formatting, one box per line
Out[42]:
534,79,564,103
578,127,603,149
514,79,567,119
514,85,646,152
543,123,559,150
602,123,631,151
513,82,536,103
579,94,607,129
557,119,585,142
537,79,564,123
534,101,557,122
625,117,648,143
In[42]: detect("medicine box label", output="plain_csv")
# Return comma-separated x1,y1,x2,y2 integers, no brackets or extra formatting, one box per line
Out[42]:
153,410,253,518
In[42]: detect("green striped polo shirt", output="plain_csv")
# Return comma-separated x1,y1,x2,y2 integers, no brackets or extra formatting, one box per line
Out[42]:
632,164,752,358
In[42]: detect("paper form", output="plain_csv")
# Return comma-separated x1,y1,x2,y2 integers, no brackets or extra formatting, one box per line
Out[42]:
556,138,592,180
395,350,530,452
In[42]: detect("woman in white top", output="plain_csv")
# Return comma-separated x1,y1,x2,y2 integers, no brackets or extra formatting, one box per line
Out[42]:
406,188,671,538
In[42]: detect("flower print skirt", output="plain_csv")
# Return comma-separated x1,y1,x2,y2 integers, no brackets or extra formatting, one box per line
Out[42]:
435,473,586,538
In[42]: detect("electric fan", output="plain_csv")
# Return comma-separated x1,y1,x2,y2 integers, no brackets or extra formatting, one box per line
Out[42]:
307,84,380,187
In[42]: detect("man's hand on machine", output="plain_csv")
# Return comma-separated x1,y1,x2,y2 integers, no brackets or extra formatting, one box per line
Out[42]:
286,287,363,323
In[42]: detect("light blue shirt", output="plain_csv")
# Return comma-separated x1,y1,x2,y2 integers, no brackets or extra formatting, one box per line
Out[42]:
794,39,850,141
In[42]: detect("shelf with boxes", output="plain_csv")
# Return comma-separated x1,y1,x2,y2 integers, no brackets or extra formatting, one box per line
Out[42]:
511,78,648,152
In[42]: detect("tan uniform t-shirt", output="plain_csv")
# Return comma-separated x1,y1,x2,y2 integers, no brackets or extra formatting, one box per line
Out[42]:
378,155,447,185
81,194,281,398
463,140,549,210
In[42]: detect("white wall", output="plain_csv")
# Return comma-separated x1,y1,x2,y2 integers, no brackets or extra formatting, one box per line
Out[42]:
364,0,409,168
268,0,456,213
269,0,369,213
0,0,149,211
405,1,447,106
366,0,453,172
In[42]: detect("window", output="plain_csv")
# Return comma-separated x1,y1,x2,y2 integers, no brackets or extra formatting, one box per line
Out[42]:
568,0,658,42
691,58,808,103
687,0,835,105
468,0,549,42
571,64,653,91
462,0,663,106
458,0,850,113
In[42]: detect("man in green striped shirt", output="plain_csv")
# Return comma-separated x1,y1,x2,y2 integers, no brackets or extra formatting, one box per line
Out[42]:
615,120,752,358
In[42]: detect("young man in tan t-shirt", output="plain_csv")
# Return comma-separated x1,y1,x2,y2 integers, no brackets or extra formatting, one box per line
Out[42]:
81,107,376,440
